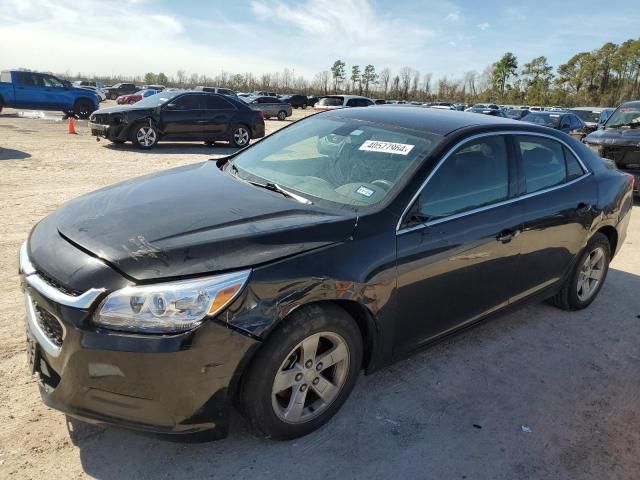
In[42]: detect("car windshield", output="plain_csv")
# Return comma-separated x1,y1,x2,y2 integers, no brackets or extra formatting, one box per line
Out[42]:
132,91,182,108
231,116,442,208
605,105,640,128
318,97,344,107
522,113,561,127
570,110,601,123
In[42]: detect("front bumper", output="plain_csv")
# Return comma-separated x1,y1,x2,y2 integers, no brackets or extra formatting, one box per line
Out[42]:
20,243,258,438
89,121,127,142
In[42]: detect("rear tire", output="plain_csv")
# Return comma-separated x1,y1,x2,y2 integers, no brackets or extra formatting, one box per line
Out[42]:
0,98,4,113
238,304,362,440
74,99,94,119
110,92,118,100
302,103,307,110
549,232,610,310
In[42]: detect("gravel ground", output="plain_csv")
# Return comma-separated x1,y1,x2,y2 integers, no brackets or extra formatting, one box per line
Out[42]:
0,103,639,479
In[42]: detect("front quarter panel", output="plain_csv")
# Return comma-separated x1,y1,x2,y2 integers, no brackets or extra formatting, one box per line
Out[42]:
223,209,399,371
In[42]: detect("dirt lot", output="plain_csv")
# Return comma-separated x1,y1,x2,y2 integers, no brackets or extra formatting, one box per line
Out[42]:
0,103,639,479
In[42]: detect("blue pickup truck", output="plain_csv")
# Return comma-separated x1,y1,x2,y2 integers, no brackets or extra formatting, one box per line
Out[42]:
0,70,99,118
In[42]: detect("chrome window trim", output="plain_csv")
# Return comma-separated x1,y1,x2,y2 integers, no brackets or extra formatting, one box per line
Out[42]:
396,130,590,234
19,242,105,309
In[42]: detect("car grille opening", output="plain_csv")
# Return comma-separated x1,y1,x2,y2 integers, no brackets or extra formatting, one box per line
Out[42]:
34,305,64,347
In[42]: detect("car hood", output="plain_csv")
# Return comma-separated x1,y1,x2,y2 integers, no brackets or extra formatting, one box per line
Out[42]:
49,161,357,281
585,127,640,147
92,105,152,115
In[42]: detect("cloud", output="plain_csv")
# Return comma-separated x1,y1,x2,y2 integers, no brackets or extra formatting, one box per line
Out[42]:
446,12,460,21
477,22,490,31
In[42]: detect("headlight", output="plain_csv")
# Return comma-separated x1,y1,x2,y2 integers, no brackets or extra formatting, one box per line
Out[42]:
93,270,250,333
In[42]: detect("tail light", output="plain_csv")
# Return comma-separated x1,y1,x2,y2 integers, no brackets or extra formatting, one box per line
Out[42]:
258,111,264,121
623,172,635,189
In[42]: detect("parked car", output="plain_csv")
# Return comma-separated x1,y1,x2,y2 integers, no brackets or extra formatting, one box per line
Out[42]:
313,95,374,111
584,100,640,195
20,107,632,441
103,83,139,100
243,96,292,120
598,108,615,127
73,80,106,90
468,107,508,117
253,90,277,97
142,84,166,92
89,91,265,148
116,89,160,105
373,99,387,105
194,86,237,97
521,111,588,140
471,103,499,110
0,70,99,118
505,108,530,120
77,85,106,102
279,94,310,109
569,107,608,133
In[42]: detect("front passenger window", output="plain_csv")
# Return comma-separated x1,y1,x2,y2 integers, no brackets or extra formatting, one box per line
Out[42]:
420,136,510,218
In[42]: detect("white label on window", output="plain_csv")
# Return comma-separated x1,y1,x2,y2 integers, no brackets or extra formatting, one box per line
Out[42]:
359,140,414,155
355,186,375,197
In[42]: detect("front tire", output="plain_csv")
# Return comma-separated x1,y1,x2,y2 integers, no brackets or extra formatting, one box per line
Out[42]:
110,93,118,100
230,125,250,148
132,123,158,149
302,103,307,110
239,304,362,440
277,110,287,121
549,232,611,310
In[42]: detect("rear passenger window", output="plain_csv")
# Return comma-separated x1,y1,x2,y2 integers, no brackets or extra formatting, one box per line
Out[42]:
205,95,234,110
517,136,566,193
420,136,510,218
564,147,585,180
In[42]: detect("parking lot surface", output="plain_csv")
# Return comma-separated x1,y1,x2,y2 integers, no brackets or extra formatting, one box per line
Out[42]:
0,105,638,479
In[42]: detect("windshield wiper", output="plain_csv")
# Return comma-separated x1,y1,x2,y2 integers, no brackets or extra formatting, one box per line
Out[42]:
246,180,312,205
606,122,640,129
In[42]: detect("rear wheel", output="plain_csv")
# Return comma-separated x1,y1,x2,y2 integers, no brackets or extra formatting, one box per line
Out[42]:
277,110,287,121
302,103,307,110
74,99,94,119
230,125,250,148
0,97,4,113
239,304,362,440
110,92,118,100
549,232,611,310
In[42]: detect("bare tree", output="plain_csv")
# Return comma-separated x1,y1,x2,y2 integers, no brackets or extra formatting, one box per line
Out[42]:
379,68,391,98
411,70,420,99
399,67,413,99
422,73,432,99
176,69,186,87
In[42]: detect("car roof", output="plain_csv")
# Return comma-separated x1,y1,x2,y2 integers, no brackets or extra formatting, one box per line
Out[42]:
620,100,640,108
321,95,371,100
324,106,520,135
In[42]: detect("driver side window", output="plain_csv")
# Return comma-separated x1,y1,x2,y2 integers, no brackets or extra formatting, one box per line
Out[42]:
419,136,510,219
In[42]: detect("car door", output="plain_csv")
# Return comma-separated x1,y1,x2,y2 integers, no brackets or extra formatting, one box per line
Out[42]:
41,74,71,110
202,95,235,137
394,134,523,356
13,72,49,109
161,94,206,136
509,134,597,302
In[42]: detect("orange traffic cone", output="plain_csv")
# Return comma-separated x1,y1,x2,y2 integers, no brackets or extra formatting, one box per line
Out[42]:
68,117,77,135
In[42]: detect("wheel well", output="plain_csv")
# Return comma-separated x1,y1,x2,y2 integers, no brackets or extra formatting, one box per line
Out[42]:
312,300,375,372
596,226,618,257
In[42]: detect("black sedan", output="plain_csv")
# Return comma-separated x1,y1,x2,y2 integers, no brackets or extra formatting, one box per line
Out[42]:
20,108,633,441
89,91,265,149
521,111,588,140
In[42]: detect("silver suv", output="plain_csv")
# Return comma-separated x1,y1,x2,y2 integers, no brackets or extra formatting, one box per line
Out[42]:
244,96,292,121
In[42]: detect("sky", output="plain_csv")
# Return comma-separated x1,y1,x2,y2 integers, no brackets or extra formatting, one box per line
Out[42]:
1,0,638,81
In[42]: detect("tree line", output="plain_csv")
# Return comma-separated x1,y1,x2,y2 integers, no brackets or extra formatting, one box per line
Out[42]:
65,37,639,107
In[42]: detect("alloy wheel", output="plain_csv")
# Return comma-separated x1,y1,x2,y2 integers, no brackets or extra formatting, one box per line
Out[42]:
271,331,349,424
233,127,249,146
277,111,286,121
136,126,156,147
577,246,605,301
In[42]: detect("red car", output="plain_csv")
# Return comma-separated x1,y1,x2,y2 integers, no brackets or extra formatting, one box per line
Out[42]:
116,89,159,105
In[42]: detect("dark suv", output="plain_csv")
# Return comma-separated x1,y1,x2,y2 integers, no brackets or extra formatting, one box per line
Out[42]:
89,91,265,149
103,83,138,100
280,94,310,109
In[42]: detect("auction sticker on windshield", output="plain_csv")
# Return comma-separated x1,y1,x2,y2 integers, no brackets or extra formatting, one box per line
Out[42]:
359,140,415,155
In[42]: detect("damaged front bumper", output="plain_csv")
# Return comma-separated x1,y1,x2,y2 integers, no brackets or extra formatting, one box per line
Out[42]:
88,121,128,142
19,242,259,439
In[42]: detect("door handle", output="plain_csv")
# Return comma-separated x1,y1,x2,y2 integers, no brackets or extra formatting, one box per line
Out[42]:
496,229,516,243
